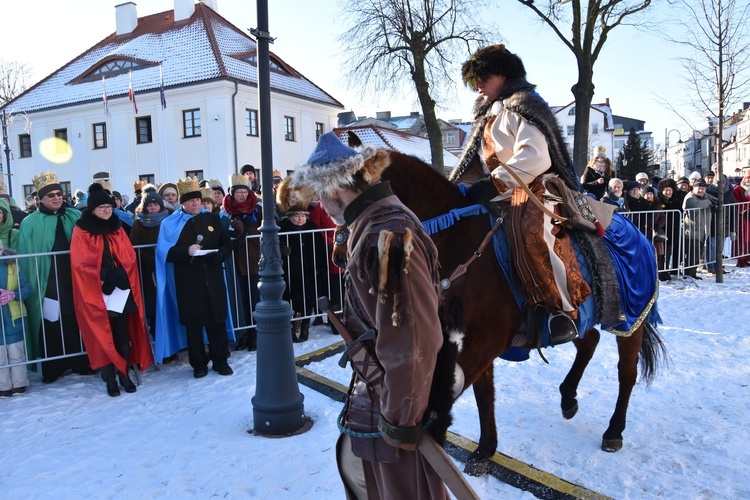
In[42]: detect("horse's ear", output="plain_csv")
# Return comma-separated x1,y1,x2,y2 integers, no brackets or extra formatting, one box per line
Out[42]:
348,131,363,148
361,148,391,184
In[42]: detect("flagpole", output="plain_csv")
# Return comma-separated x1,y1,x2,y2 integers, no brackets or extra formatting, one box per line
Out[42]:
160,64,169,183
102,77,113,184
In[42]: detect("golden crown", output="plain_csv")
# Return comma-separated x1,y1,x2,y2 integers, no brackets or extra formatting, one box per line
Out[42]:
177,176,201,197
133,180,147,191
230,173,250,188
32,171,60,192
209,179,223,189
95,179,113,192
200,187,215,200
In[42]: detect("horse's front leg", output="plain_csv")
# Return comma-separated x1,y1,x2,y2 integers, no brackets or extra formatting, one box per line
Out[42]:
464,364,497,476
602,326,643,452
559,328,600,419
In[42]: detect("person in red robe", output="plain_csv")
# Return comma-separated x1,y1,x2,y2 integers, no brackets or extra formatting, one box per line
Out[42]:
733,170,750,267
70,183,153,397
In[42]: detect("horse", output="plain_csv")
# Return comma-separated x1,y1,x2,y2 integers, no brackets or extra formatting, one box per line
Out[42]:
335,133,667,473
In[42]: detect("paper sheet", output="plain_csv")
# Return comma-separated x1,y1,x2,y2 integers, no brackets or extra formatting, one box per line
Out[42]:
194,249,218,256
103,287,131,314
43,297,60,322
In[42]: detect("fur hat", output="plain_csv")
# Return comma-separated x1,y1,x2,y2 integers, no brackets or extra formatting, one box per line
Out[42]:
676,176,689,186
139,191,165,212
292,132,377,198
658,178,677,193
461,44,527,89
87,182,115,211
285,205,309,217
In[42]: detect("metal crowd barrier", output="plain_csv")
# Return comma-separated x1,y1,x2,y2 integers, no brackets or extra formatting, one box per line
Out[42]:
2,205,749,371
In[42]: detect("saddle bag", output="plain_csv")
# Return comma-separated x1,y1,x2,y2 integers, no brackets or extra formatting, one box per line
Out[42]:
545,177,616,235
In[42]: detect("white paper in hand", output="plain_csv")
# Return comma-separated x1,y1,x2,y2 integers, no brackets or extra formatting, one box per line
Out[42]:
103,287,131,313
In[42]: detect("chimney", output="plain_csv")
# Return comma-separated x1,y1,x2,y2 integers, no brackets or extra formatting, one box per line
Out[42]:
200,0,218,11
376,111,391,120
115,2,138,36
174,0,196,22
410,111,420,117
606,97,610,107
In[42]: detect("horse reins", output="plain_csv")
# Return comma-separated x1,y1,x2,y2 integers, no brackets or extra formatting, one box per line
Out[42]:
440,211,505,290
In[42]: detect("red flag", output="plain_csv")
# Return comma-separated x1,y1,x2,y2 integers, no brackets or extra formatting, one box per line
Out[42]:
128,71,138,114
102,76,109,116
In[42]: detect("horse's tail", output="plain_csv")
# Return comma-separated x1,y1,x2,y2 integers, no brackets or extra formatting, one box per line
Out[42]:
639,321,669,386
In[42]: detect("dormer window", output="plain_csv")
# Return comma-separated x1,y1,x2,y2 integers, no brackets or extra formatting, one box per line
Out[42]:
90,59,145,78
568,107,576,116
243,55,290,75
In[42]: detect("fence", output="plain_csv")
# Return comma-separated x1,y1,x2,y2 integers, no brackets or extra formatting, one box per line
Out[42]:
2,204,749,370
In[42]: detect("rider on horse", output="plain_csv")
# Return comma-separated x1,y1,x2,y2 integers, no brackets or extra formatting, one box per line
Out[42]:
454,44,590,346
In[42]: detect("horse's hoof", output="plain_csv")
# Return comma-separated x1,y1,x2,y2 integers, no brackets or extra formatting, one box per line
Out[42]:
601,437,623,452
561,401,578,420
464,457,491,477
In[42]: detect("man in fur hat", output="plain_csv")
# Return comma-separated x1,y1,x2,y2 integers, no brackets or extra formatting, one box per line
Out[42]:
454,44,589,344
293,132,450,499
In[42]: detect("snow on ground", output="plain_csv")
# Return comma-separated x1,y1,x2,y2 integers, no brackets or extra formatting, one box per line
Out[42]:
1,265,748,499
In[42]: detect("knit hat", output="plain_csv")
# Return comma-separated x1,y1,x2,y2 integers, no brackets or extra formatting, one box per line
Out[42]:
286,205,309,216
142,183,158,194
240,164,256,176
209,179,225,196
112,191,122,202
139,191,165,212
705,170,715,178
635,172,649,181
694,180,708,188
626,181,642,192
676,176,689,186
689,171,702,181
292,132,376,197
87,182,115,211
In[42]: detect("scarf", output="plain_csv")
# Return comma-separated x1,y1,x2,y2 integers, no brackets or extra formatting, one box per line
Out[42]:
222,193,258,217
135,209,170,228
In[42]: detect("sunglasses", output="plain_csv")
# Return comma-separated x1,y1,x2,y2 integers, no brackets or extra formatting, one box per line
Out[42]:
45,192,64,199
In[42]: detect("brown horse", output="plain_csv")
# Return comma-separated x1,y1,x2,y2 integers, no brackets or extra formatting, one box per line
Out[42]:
336,134,666,473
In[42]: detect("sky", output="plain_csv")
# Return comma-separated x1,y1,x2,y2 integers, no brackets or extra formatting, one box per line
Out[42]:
1,0,713,147
2,264,749,498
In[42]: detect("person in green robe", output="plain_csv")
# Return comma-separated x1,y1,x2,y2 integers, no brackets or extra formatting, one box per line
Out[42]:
18,171,91,383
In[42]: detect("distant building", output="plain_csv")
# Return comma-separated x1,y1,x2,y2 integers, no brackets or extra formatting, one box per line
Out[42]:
1,0,343,199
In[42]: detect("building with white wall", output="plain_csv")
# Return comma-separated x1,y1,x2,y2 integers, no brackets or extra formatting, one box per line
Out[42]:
0,0,343,200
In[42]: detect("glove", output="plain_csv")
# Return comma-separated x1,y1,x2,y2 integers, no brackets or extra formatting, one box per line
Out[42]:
103,267,129,294
229,219,245,237
205,250,224,264
280,245,291,257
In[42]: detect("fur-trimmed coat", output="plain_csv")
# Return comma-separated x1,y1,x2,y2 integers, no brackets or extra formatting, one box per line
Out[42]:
340,181,448,498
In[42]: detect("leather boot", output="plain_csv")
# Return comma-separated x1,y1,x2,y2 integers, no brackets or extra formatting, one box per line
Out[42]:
119,371,137,393
299,320,310,342
105,377,120,397
548,310,578,346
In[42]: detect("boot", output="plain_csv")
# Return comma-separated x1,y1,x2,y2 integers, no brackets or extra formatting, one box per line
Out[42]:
119,371,137,393
548,310,578,346
292,313,302,343
291,325,300,343
105,377,120,397
299,320,310,342
235,335,248,351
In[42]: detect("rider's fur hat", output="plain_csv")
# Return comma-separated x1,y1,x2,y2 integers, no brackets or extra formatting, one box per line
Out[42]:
292,131,376,197
461,44,527,90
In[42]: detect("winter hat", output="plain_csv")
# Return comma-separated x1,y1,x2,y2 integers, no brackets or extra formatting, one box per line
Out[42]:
461,44,526,89
112,191,122,203
209,179,225,196
676,176,689,186
285,205,309,216
292,132,376,197
87,182,115,211
643,186,656,196
694,180,708,188
139,191,165,212
142,183,158,194
626,181,642,192
635,172,649,181
705,170,715,178
240,164,256,176
158,182,179,198
689,171,702,181
658,178,677,193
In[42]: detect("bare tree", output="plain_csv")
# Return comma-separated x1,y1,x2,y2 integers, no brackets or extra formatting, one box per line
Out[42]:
0,58,33,106
339,0,490,172
516,0,653,175
666,0,750,283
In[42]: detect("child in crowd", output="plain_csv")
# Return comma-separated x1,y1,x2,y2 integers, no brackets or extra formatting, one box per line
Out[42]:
0,240,31,397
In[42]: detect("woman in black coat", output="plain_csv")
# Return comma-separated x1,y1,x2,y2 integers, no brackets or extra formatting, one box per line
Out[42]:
657,178,683,279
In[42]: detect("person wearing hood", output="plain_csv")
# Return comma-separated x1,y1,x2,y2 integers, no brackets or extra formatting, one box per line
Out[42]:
70,183,153,396
0,240,31,397
0,198,20,251
158,183,179,213
601,178,629,212
129,190,170,344
0,182,28,229
580,154,612,200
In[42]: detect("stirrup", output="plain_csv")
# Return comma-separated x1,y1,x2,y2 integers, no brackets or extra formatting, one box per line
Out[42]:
548,310,578,346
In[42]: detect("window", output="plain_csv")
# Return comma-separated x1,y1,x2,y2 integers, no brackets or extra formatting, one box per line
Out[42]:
591,124,599,135
244,55,290,75
89,59,144,78
54,128,68,154
60,181,72,201
139,174,155,185
246,109,258,136
19,134,32,158
315,122,325,141
183,109,201,138
566,125,575,136
614,140,625,149
185,169,204,181
136,117,152,144
284,116,295,141
568,107,576,116
93,123,107,149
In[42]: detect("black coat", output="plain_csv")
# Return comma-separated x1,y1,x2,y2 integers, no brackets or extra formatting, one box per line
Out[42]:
167,212,232,325
279,218,328,313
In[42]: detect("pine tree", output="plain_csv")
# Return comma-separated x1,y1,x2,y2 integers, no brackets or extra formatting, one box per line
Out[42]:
617,128,653,181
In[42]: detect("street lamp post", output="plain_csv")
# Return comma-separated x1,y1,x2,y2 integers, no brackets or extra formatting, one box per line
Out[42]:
1,110,13,197
665,128,683,179
250,0,310,437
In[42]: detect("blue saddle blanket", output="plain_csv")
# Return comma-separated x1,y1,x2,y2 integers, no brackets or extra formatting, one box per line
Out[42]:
493,213,661,360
